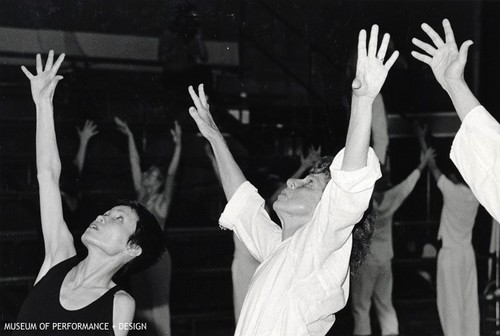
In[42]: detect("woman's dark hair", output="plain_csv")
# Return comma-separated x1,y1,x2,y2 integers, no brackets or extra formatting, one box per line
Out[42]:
113,200,167,279
309,156,376,275
349,202,376,275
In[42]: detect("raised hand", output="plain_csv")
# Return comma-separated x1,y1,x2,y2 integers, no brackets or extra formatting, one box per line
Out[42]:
300,145,322,168
411,19,473,91
77,120,99,144
114,116,133,137
188,84,221,140
170,120,182,146
21,50,65,104
422,147,436,165
352,25,399,99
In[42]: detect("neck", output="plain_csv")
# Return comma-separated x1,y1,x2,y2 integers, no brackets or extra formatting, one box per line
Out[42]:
278,213,309,241
71,251,124,289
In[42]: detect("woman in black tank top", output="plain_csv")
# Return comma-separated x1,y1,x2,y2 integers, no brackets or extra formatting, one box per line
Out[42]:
14,52,166,335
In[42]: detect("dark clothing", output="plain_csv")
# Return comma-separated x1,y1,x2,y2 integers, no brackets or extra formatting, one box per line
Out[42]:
14,256,121,335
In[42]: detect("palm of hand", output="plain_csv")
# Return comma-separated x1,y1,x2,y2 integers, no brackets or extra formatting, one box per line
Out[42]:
354,59,388,99
80,128,94,141
30,72,56,102
431,44,462,86
196,107,219,138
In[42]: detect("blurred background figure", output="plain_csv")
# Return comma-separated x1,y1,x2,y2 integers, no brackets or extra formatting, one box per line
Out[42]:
115,117,182,336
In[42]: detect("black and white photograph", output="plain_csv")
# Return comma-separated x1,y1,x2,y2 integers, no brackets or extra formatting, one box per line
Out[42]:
0,0,499,335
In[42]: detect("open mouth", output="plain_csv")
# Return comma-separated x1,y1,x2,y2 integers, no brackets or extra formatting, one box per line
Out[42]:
89,223,99,230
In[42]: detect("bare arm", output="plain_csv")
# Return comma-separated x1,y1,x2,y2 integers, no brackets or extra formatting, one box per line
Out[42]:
73,120,99,174
115,117,142,194
112,291,135,336
411,19,480,121
344,25,399,171
21,51,76,282
425,147,442,181
188,84,246,201
162,121,182,220
371,93,389,164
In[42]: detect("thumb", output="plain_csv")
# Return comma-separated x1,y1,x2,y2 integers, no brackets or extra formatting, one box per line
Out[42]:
48,75,63,91
188,107,200,122
459,40,473,63
352,78,362,90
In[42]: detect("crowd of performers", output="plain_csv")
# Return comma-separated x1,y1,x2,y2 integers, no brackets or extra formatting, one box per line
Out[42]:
9,18,500,336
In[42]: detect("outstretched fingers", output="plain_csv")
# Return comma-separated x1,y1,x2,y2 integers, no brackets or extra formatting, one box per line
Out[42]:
51,53,66,76
198,84,209,108
384,50,399,70
442,19,455,44
421,23,445,47
36,54,43,75
21,66,34,79
188,85,203,111
412,38,436,56
377,33,390,61
44,50,54,72
410,50,432,65
357,29,367,59
368,25,379,58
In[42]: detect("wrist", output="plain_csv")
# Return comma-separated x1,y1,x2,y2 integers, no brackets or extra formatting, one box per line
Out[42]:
351,95,375,106
35,100,53,110
443,78,468,95
208,132,225,146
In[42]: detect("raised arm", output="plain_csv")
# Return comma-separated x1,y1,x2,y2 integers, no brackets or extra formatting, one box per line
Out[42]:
344,25,399,171
382,149,431,214
161,121,182,220
411,19,479,121
413,122,442,181
188,84,246,200
74,120,99,174
425,147,442,181
21,51,76,281
115,117,142,193
371,93,389,164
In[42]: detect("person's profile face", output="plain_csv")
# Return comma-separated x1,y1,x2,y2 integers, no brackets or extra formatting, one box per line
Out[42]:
273,173,328,223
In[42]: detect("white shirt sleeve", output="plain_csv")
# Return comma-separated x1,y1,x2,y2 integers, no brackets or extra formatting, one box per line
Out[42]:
450,106,500,222
290,148,381,290
312,147,381,246
219,182,282,262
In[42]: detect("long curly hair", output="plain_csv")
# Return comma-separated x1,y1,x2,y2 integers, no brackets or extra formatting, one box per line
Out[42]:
309,156,376,275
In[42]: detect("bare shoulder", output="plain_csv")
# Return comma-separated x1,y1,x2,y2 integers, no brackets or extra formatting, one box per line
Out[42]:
114,290,135,311
113,291,135,336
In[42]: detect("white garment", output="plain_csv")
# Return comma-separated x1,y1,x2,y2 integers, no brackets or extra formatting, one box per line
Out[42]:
450,105,500,222
232,234,260,322
436,175,480,336
219,148,381,336
351,169,421,335
437,175,479,248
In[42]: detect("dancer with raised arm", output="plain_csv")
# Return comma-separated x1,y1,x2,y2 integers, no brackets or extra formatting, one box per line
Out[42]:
411,18,500,222
14,51,165,336
188,25,398,335
415,124,480,336
351,148,432,336
115,117,182,336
